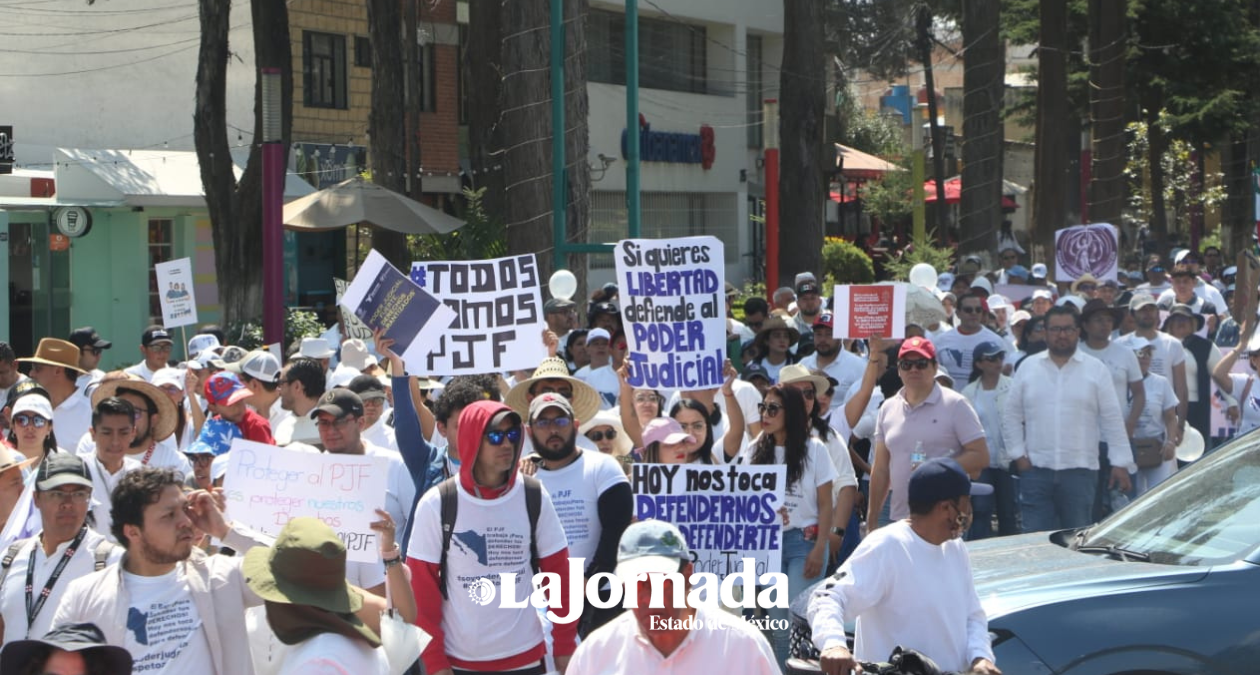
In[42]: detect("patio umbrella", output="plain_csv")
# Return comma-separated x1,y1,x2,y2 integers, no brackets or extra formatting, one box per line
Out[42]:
903,283,948,328
282,176,465,235
924,176,1019,209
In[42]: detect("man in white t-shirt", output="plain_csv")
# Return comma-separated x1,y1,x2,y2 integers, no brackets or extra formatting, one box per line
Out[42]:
933,293,1006,386
123,327,174,382
68,327,111,391
52,466,274,675
568,520,779,674
810,458,1000,675
77,380,190,476
527,393,632,637
1129,293,1189,435
574,328,620,409
1078,299,1145,436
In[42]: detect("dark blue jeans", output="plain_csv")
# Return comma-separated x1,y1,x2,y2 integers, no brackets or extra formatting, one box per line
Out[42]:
969,467,1020,539
1019,467,1097,533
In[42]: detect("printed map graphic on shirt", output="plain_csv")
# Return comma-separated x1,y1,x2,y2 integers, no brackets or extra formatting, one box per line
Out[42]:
453,530,489,566
127,607,149,644
940,348,965,369
127,597,202,671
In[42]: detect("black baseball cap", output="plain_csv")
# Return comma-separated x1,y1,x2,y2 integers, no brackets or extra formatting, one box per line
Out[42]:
590,302,619,316
310,389,365,419
36,452,93,491
796,280,821,296
141,326,174,347
68,327,112,351
347,374,387,402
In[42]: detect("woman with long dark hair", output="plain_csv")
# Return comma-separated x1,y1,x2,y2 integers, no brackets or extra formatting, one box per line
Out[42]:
742,384,834,664
6,390,60,463
1013,314,1048,372
619,360,744,462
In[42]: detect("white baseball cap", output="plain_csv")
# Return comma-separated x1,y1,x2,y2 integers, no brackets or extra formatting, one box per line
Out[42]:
1031,263,1048,279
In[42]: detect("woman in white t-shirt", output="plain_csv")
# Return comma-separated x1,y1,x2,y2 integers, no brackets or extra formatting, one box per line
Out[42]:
1125,338,1179,496
740,384,835,665
1211,319,1260,438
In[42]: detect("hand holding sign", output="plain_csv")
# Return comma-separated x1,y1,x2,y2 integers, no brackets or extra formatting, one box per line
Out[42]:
340,251,456,372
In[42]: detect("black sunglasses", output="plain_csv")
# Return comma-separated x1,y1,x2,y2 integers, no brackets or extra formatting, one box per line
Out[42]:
757,402,784,417
898,359,933,371
586,429,618,442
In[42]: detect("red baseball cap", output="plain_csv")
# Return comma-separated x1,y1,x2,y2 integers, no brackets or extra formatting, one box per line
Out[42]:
898,336,936,360
813,312,834,329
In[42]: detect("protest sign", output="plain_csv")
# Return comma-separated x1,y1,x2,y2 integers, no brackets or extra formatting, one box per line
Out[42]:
408,254,548,375
154,258,198,328
1055,223,1119,282
994,284,1034,306
222,440,389,563
334,277,375,341
832,284,906,339
339,250,456,371
616,237,726,390
631,463,784,583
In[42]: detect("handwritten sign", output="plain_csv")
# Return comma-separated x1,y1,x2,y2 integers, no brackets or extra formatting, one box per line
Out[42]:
334,277,374,341
832,284,906,339
223,440,389,563
617,236,726,390
408,254,547,375
631,463,784,583
154,258,198,328
1055,223,1119,282
339,250,456,371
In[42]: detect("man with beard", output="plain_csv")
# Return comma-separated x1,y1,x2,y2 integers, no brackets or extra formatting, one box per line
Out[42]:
792,277,824,339
51,467,273,674
1003,307,1135,532
799,313,869,415
1129,293,1189,436
274,358,324,447
76,380,188,475
933,293,1006,385
526,393,632,637
810,458,1000,675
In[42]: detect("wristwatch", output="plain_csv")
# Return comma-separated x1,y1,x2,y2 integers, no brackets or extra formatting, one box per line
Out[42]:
830,527,846,537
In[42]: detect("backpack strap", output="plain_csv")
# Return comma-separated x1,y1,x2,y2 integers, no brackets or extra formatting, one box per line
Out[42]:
0,538,33,589
438,477,459,601
93,539,118,572
522,475,542,575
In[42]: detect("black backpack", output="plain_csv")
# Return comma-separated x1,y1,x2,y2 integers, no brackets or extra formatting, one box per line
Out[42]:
437,474,543,600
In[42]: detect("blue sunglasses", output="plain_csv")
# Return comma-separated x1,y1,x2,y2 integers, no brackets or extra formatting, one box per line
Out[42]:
484,427,523,445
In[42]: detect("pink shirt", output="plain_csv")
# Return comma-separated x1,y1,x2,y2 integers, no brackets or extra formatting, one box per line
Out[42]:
874,383,985,519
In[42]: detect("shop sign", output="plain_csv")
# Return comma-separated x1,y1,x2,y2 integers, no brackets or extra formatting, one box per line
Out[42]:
621,118,715,170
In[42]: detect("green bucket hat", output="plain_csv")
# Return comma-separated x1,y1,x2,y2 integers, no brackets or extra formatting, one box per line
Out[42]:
243,517,379,645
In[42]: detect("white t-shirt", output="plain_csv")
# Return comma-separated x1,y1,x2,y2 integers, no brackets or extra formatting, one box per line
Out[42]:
52,392,93,461
754,358,789,384
738,437,837,529
277,633,389,675
0,374,30,410
814,429,858,504
124,362,159,382
1228,373,1260,435
534,450,629,565
1078,341,1143,411
1141,331,1187,382
362,418,399,454
405,477,568,664
799,350,867,413
275,413,321,447
85,455,143,543
76,435,190,476
1129,372,1177,439
268,398,295,432
0,529,123,644
122,567,215,672
575,364,620,410
932,326,1005,385
969,387,1006,468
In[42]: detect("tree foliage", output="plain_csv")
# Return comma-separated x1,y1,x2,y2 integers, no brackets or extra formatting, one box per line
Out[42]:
821,237,876,286
883,234,956,282
1125,112,1227,229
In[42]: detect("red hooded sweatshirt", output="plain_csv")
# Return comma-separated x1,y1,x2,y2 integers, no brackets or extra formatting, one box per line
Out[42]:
406,400,578,673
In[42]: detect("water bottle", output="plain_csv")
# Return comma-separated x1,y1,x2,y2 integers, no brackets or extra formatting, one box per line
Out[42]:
1110,489,1130,512
910,441,926,470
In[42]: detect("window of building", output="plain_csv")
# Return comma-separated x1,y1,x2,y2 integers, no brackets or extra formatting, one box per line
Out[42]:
746,34,763,148
588,191,737,270
588,9,707,95
355,36,372,68
304,31,348,109
416,42,436,113
147,219,174,324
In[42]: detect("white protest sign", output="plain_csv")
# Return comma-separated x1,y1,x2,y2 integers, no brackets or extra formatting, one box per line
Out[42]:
631,463,785,583
832,284,907,339
408,254,548,375
340,250,456,372
334,277,375,341
154,258,198,328
616,237,726,390
222,440,390,563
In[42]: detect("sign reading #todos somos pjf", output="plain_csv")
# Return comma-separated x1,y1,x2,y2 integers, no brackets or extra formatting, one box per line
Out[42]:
616,237,726,390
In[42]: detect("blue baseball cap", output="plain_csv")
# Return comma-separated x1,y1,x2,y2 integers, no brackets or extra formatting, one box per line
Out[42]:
185,417,242,457
908,458,993,505
1007,265,1029,280
971,341,1005,363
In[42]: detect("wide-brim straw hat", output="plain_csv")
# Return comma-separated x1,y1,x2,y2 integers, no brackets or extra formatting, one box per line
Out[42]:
91,377,179,442
777,364,832,396
17,338,86,375
579,409,632,457
505,357,601,423
754,315,801,347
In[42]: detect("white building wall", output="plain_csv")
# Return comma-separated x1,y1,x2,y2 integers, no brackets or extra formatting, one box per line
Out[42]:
1,0,257,165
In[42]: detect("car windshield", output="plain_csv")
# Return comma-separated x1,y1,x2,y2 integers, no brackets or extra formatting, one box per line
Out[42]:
1082,432,1260,566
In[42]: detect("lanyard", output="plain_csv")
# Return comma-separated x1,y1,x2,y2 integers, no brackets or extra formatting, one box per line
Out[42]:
25,526,88,633
141,440,157,465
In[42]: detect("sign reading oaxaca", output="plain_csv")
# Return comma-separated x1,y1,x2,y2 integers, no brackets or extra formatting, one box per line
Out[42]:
616,236,726,390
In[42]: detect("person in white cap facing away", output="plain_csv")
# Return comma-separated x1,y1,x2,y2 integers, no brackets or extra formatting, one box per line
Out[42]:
1121,336,1179,497
567,520,779,674
228,350,290,431
1029,262,1050,287
810,458,1000,675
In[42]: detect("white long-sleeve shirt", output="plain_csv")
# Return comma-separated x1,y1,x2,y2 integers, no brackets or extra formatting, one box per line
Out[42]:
1002,350,1136,472
807,520,994,671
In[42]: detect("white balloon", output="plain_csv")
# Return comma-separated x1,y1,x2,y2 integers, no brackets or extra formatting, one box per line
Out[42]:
909,263,938,289
549,269,578,301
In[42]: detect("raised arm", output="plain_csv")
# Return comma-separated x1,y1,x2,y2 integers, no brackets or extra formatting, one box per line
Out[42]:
720,360,745,460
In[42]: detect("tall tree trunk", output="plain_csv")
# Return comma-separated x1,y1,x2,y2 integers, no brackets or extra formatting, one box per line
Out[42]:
500,0,555,279
1088,0,1127,225
778,0,826,287
561,0,591,301
1223,133,1251,255
1146,105,1169,251
194,0,291,327
366,0,409,270
1032,0,1069,270
467,0,506,231
959,0,1003,256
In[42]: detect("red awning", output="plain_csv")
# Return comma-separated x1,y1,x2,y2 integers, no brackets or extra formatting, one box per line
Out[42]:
925,176,1018,209
835,144,901,181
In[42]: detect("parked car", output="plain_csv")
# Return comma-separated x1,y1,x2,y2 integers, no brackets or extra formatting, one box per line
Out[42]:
788,430,1260,674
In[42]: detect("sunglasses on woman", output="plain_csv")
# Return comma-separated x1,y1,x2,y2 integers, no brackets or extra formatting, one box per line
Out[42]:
12,414,49,429
757,402,784,418
484,427,523,445
586,429,618,442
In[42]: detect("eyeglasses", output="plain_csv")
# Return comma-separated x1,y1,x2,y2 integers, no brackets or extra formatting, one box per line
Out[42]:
976,354,1004,363
40,489,91,504
81,347,102,356
757,402,784,417
12,414,49,429
586,429,618,442
1046,325,1078,333
959,306,983,314
532,416,572,430
485,427,523,445
315,417,357,430
1148,266,1165,273
147,344,174,353
898,359,933,371
633,393,661,404
1076,284,1097,292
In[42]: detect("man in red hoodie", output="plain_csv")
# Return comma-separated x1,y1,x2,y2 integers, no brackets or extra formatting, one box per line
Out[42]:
406,399,577,675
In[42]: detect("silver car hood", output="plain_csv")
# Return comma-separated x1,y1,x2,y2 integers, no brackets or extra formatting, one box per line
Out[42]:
968,532,1209,617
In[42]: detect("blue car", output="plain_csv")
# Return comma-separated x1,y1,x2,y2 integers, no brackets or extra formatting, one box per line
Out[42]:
789,432,1260,674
